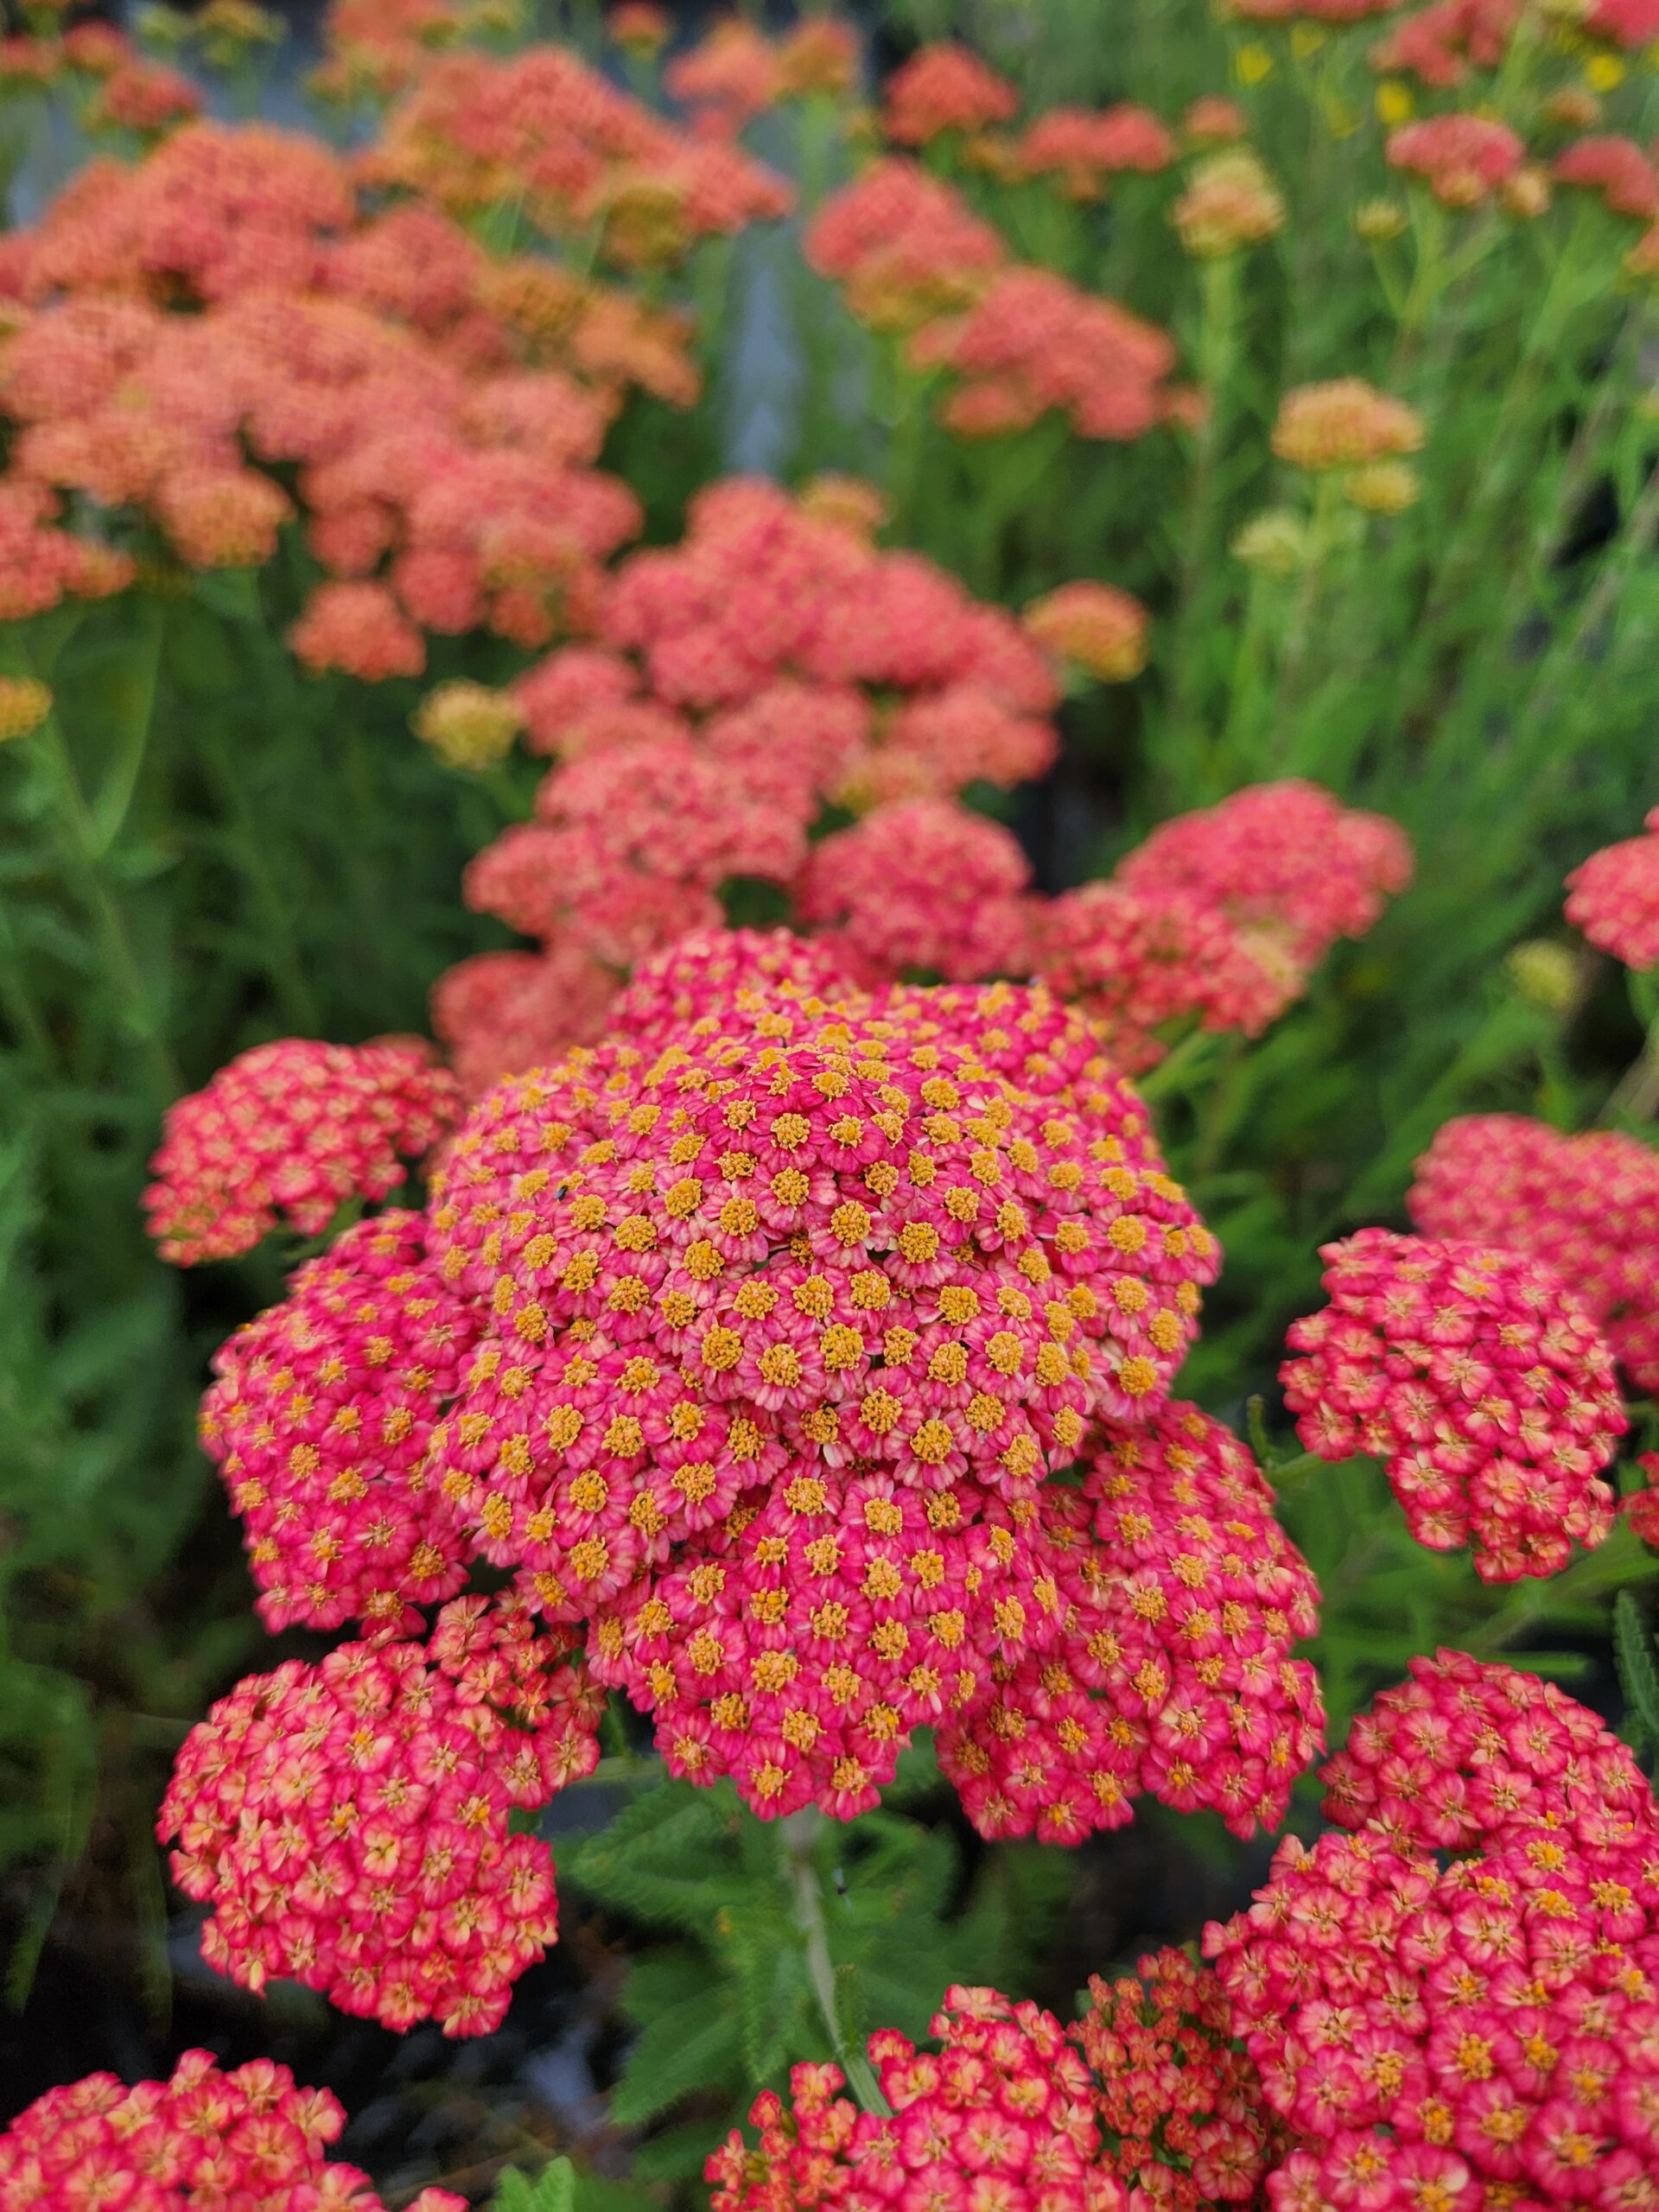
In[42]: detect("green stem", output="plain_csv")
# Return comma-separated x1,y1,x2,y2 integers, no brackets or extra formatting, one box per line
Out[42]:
39,714,180,1103
782,1810,891,2117
1268,1449,1324,1495
193,717,323,1035
1274,470,1344,715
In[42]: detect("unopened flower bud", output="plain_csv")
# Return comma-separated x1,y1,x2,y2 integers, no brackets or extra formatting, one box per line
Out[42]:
414,680,524,771
1232,510,1308,575
1173,149,1286,257
0,675,52,741
1506,938,1581,1014
1344,461,1421,514
1355,196,1408,241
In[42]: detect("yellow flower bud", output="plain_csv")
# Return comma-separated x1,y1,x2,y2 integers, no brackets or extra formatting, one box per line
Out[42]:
413,681,524,772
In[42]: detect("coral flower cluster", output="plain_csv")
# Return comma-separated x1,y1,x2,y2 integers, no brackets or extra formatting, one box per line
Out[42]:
1031,779,1413,1072
360,47,792,266
1281,1227,1626,1581
1566,805,1659,971
709,1957,1282,2210
882,41,1019,146
1409,1113,1659,1395
1208,1651,1659,2212
158,1592,603,2036
144,1038,461,1263
1271,379,1425,473
664,18,860,138
1387,113,1525,205
1015,103,1178,199
0,2052,465,2212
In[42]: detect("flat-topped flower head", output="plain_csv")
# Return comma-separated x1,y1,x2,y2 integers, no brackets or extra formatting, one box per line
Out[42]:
1566,805,1659,970
144,1037,462,1263
709,1986,1111,2211
1281,1227,1626,1580
1207,1651,1659,2210
1271,379,1424,472
590,1468,1059,1818
158,1592,603,2037
431,942,621,1098
1073,1947,1288,2209
423,992,1216,1631
1173,149,1286,257
939,1403,1323,1846
1410,1113,1659,1395
881,41,1019,146
1024,581,1151,683
201,1211,484,1633
0,2052,465,2212
1018,104,1178,199
607,926,866,1052
797,798,1033,982
1388,112,1525,205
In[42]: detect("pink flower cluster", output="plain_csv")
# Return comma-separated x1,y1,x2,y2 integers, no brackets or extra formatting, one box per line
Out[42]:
709,1986,1119,2212
429,984,1227,1817
1074,1947,1288,2209
158,1592,603,2037
1281,1228,1625,1581
1566,806,1659,970
450,479,1066,1058
1015,105,1179,200
1409,1113,1659,1395
0,2051,465,2212
882,41,1020,147
1387,114,1525,206
361,47,792,267
1207,1651,1659,2212
710,1956,1283,2212
144,1038,461,1264
805,158,1007,331
200,1211,484,1633
938,1402,1325,1846
1371,0,1518,86
665,17,860,137
1032,779,1412,1073
1554,135,1659,221
431,938,624,1100
607,925,864,1053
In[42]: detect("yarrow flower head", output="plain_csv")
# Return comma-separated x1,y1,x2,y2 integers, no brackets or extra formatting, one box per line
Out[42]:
797,798,1033,982
1271,379,1425,472
1387,112,1525,205
1173,149,1287,257
1371,0,1520,88
0,673,51,741
158,1592,604,2037
1073,1947,1289,2209
1566,804,1659,969
607,926,866,1052
413,678,525,771
0,2052,465,2212
938,1403,1324,1847
200,1210,485,1633
881,41,1020,146
709,1985,1116,2211
1016,103,1179,200
1024,581,1151,683
144,1037,462,1263
1281,1226,1626,1581
1207,1649,1659,2212
432,941,623,1097
1554,134,1659,221
1410,1112,1659,1395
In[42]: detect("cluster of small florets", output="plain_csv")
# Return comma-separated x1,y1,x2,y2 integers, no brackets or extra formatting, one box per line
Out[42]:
0,2052,466,2212
938,1402,1325,1845
423,988,1225,1817
1281,1227,1626,1581
200,1210,484,1632
158,1592,603,2037
910,264,1188,442
664,16,859,137
1172,149,1287,257
798,799,1035,982
1073,1947,1288,2209
1410,1113,1659,1395
143,1038,462,1263
708,1986,1119,2212
1372,0,1519,87
1554,133,1659,220
359,47,792,268
1023,582,1151,683
1015,103,1178,198
1387,113,1525,205
607,926,865,1052
1030,780,1412,1071
452,479,1069,1022
1271,379,1425,473
0,124,658,659
805,158,1008,330
0,673,52,741
1566,805,1659,970
1207,1651,1659,2212
433,938,630,1098
881,40,1020,146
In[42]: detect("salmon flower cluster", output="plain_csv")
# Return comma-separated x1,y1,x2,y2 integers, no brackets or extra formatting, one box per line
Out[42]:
882,41,1019,147
1031,779,1413,1072
710,1959,1283,2210
1410,1114,1659,1395
1566,806,1659,971
1023,582,1152,683
143,1039,461,1264
664,16,860,137
1387,113,1525,205
1281,1228,1626,1581
804,159,1008,331
359,47,792,268
0,2052,465,2212
1207,1652,1659,2212
1272,379,1425,472
158,1591,604,2036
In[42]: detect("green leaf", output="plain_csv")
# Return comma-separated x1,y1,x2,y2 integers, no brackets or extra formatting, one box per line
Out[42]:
1614,1589,1659,1754
607,1995,744,2129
